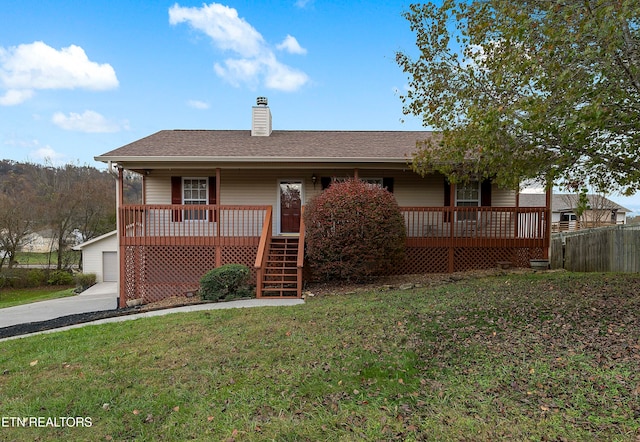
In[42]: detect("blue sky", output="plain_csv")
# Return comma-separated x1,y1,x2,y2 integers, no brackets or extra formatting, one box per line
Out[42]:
1,0,638,215
1,0,422,162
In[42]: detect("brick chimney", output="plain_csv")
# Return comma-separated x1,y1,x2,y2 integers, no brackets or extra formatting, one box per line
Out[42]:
251,97,272,136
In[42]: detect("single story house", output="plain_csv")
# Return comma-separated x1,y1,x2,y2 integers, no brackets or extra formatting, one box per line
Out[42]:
18,229,59,254
519,193,629,232
72,231,118,282
96,98,550,308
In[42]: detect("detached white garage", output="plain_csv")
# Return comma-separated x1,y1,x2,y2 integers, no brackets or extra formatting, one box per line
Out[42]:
73,231,118,283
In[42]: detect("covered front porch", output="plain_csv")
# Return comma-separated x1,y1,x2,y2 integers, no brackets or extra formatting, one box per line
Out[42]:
116,203,549,306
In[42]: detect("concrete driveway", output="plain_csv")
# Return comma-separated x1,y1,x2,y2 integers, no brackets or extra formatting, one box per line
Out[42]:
0,282,118,328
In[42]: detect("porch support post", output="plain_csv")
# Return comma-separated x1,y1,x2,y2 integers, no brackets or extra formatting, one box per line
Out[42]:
215,168,222,268
216,168,221,207
544,186,552,259
354,168,359,180
448,182,455,273
117,166,126,308
515,187,520,238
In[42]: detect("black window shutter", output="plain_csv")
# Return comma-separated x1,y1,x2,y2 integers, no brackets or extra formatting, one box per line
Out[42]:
444,179,451,222
481,179,492,207
320,177,332,190
382,177,394,193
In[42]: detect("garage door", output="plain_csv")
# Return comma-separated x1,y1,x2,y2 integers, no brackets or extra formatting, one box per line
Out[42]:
102,251,118,282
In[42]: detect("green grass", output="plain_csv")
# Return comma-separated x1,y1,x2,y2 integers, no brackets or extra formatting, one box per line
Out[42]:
0,286,76,309
0,272,639,441
12,252,59,266
11,251,80,266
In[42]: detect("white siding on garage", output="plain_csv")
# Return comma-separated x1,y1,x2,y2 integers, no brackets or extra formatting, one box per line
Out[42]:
77,232,118,283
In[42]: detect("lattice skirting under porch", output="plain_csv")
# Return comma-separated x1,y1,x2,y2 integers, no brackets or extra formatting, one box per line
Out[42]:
121,244,545,305
393,246,546,275
122,245,258,305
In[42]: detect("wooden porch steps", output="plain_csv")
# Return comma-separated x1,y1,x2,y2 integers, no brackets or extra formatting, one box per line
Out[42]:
259,237,300,297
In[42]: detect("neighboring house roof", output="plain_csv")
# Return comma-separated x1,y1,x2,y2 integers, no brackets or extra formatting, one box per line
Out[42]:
95,130,435,164
72,230,117,251
519,193,630,212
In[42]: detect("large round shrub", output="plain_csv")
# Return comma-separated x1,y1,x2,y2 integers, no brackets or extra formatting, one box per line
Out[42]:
304,179,406,282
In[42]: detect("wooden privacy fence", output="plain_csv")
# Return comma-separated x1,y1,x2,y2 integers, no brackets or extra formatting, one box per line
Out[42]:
550,224,640,272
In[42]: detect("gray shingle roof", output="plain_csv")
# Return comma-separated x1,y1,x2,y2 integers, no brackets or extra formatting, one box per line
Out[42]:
519,193,630,212
95,130,435,163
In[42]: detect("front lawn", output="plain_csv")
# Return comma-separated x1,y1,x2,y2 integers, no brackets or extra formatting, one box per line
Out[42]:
0,272,638,441
0,286,75,309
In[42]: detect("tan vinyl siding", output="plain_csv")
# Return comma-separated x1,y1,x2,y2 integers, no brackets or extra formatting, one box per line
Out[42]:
219,170,282,206
143,169,517,209
492,185,516,207
145,170,213,204
393,172,444,206
302,170,446,207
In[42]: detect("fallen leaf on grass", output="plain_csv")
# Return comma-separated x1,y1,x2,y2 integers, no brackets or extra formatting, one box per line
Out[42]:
30,360,38,367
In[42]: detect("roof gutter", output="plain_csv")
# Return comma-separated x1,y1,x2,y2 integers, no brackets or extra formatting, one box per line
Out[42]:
95,155,413,164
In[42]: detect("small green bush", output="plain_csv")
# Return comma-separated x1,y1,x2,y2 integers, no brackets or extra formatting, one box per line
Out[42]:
74,273,97,292
0,269,45,288
199,264,253,302
26,269,47,287
47,270,74,286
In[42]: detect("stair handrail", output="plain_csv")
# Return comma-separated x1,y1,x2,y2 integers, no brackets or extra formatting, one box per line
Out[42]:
296,206,305,268
255,206,272,297
296,206,305,297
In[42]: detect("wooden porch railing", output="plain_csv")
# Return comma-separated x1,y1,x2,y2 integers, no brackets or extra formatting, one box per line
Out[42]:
254,206,273,297
119,205,270,246
400,206,548,248
120,205,548,248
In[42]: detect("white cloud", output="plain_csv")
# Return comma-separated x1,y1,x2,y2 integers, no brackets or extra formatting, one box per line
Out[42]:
3,138,66,164
213,57,262,87
262,55,309,92
0,41,118,105
169,3,264,57
31,145,66,163
0,89,34,106
187,99,210,110
169,3,309,92
52,110,125,133
277,35,307,55
295,0,313,8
